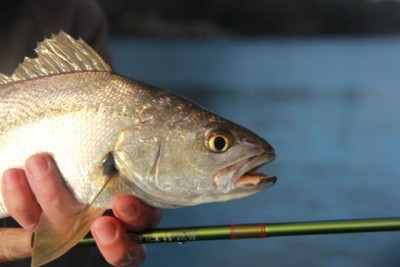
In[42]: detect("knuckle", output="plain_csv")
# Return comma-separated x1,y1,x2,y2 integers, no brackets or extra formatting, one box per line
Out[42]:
7,203,40,230
38,189,63,209
8,202,30,217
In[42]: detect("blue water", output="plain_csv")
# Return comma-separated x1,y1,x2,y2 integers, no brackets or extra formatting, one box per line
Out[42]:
111,37,400,267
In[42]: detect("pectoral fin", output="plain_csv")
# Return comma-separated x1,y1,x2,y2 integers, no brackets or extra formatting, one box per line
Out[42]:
31,203,104,267
31,159,120,267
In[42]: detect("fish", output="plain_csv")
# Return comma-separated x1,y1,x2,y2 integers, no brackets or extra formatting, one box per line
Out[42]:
0,32,276,266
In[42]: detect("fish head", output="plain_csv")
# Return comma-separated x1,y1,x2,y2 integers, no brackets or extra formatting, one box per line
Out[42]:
113,96,276,208
183,113,276,204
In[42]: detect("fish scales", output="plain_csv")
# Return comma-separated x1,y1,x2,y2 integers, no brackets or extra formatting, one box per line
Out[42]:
0,72,205,209
0,32,276,266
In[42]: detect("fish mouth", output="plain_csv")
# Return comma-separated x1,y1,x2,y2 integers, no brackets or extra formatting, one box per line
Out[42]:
215,152,276,193
235,165,277,188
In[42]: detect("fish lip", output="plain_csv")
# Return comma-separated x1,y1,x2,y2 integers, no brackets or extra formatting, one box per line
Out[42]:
214,152,276,193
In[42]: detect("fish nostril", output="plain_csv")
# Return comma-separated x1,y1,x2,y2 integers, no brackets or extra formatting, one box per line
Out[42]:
242,137,275,157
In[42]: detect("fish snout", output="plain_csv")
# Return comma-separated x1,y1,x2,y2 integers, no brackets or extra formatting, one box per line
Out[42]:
262,139,276,159
263,141,276,159
242,135,275,159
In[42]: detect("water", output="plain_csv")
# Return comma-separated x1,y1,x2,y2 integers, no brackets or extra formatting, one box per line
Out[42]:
111,37,400,267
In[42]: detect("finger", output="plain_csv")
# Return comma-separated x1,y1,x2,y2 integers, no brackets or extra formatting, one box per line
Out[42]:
91,216,145,267
24,153,77,218
2,169,42,231
112,195,162,231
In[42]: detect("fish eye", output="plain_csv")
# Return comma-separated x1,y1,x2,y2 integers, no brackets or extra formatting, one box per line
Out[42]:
206,130,233,153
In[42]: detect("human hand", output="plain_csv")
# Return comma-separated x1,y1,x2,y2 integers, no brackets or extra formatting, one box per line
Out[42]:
1,153,162,266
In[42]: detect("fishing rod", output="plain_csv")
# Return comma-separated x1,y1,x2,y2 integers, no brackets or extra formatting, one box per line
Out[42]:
1,217,400,261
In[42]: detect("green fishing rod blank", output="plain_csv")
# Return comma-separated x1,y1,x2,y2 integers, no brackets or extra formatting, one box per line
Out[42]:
265,217,400,237
78,217,400,246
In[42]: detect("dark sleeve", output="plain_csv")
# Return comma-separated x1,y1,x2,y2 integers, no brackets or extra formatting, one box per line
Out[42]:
0,0,112,75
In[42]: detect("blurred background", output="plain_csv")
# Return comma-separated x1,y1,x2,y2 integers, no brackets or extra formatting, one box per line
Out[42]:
103,1,400,266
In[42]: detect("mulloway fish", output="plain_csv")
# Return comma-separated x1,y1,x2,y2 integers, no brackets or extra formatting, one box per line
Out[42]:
0,32,276,266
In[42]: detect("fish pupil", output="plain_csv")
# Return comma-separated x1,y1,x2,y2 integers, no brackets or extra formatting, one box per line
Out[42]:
214,136,226,151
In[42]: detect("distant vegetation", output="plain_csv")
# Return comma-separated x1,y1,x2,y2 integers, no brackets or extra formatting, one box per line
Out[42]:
99,0,400,37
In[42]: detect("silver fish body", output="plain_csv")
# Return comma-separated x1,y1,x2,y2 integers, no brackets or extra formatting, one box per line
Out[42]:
0,72,276,211
0,32,276,266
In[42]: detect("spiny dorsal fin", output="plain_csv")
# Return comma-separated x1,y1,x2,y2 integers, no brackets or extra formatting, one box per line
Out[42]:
0,31,112,85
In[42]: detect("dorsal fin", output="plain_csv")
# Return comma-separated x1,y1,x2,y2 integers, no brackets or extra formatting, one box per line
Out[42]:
0,31,112,85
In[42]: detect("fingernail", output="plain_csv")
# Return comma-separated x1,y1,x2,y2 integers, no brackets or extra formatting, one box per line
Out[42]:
93,219,118,245
26,155,50,179
118,245,146,267
118,258,137,267
3,170,23,189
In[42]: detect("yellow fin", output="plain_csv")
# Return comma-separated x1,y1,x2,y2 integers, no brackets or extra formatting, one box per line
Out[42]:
31,204,104,267
31,165,119,266
0,31,112,85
